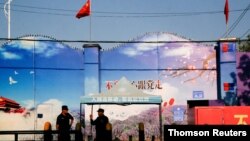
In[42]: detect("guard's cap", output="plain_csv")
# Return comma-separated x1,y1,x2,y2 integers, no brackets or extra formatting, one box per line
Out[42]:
97,108,104,112
62,105,68,110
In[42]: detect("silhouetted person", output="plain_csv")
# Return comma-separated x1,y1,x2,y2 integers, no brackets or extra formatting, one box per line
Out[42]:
90,108,109,141
56,105,74,141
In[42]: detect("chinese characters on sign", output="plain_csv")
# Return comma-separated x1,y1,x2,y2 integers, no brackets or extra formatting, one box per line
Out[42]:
234,115,248,125
106,80,163,90
91,96,150,103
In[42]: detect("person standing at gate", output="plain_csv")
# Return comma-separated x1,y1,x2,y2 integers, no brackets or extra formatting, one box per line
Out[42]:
90,108,109,141
56,105,74,141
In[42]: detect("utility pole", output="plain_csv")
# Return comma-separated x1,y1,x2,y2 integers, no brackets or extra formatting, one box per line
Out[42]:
4,0,13,39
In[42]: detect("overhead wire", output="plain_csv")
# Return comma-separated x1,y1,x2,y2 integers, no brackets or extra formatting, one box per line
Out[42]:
1,2,249,39
0,2,75,12
0,7,73,16
0,2,249,17
240,29,250,39
0,37,247,44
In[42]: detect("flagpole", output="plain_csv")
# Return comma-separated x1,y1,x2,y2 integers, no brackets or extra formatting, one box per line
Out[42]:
89,0,92,41
89,13,92,41
226,23,228,38
76,0,91,40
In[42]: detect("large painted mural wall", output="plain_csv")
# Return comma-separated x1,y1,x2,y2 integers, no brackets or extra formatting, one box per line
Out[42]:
0,33,218,140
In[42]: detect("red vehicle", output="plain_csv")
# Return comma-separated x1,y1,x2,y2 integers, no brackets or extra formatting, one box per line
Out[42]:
189,106,250,125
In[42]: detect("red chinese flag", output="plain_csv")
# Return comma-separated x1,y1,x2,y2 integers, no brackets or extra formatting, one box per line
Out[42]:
76,0,91,19
224,0,229,24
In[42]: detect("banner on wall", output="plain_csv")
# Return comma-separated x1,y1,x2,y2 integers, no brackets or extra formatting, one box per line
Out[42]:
81,77,162,104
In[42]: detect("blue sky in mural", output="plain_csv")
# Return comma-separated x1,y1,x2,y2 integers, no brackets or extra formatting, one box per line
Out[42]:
0,0,249,49
0,37,84,108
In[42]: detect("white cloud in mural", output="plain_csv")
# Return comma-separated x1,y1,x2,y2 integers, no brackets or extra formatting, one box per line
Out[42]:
22,99,36,109
36,99,64,130
135,33,189,51
1,51,21,59
43,47,60,57
33,43,49,53
55,42,66,49
85,77,99,95
19,37,37,50
23,40,61,58
30,70,35,74
122,33,190,57
161,46,193,59
134,33,177,50
0,99,65,140
3,37,65,59
122,47,142,57
22,99,63,115
157,33,189,42
7,37,42,51
133,36,158,52
134,43,158,51
144,82,189,105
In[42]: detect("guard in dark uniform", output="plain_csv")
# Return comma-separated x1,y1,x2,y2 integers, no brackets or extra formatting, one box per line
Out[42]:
56,105,74,141
90,108,110,141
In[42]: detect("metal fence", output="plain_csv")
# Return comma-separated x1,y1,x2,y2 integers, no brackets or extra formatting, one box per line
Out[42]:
0,130,83,141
